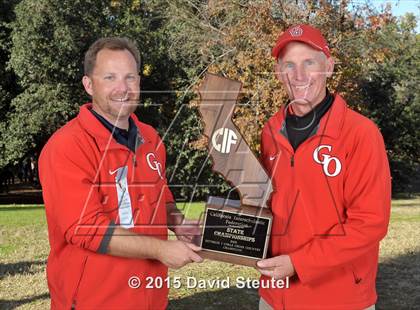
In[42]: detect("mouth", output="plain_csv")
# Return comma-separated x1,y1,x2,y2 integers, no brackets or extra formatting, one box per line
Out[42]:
109,93,132,103
292,83,311,91
112,98,129,103
112,93,129,101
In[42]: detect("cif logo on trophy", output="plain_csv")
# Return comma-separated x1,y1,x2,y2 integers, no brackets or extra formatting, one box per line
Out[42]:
212,128,237,153
197,73,273,267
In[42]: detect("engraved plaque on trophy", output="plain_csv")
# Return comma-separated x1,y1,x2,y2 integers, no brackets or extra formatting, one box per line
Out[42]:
197,73,273,267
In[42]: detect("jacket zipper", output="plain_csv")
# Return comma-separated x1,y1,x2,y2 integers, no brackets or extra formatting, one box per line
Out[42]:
132,152,137,167
132,130,141,167
71,256,89,309
284,152,297,310
287,129,324,167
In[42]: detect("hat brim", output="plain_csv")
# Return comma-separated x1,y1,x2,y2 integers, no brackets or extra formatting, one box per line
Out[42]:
272,38,328,59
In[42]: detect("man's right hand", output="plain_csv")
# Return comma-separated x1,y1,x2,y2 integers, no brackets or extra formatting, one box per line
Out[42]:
106,227,203,268
156,240,203,269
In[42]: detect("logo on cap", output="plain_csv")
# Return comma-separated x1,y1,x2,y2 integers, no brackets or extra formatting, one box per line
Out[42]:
290,26,303,37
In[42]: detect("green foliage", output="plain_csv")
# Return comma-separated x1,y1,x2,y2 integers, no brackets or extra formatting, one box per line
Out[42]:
1,84,77,165
2,0,113,167
162,96,234,201
165,1,420,196
0,0,228,199
2,0,173,163
360,14,420,192
0,0,418,196
0,0,21,168
0,0,20,111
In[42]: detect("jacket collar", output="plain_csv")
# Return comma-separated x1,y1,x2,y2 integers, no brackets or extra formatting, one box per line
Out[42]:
317,93,346,140
275,93,347,141
77,103,148,152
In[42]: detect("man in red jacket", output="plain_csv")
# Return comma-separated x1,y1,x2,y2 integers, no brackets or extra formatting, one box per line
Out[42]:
39,37,202,309
256,25,391,309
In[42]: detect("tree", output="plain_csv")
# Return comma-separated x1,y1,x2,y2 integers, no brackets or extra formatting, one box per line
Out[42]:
2,0,223,200
164,0,370,199
0,0,21,168
2,0,175,165
165,0,419,195
359,13,420,193
1,0,418,196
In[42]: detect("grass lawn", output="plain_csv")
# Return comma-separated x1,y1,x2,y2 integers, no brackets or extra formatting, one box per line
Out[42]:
0,199,419,309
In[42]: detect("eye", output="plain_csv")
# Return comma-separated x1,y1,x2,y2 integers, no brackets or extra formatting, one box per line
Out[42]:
305,59,315,66
104,75,114,80
126,75,137,82
283,63,294,70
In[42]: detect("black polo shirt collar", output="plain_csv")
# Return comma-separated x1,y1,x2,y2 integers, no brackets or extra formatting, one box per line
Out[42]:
90,109,143,153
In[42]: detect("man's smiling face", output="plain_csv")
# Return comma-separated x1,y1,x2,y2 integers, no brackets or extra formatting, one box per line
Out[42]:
275,42,334,114
83,48,140,125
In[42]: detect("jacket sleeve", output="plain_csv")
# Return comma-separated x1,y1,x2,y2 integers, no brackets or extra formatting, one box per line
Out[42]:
289,121,391,284
260,124,273,171
162,142,174,205
39,135,114,253
164,186,175,204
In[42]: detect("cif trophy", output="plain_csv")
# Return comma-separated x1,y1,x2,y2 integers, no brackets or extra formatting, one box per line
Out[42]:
197,73,273,267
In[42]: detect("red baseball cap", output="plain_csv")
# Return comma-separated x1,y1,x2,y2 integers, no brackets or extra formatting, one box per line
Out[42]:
272,24,331,59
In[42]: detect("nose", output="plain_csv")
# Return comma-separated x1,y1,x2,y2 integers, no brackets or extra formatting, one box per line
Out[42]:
114,78,129,93
294,64,309,83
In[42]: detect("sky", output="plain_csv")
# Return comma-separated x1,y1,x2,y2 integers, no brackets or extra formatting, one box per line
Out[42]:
375,0,419,16
370,0,419,31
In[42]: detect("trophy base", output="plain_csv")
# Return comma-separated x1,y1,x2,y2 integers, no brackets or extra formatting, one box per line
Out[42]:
197,196,272,267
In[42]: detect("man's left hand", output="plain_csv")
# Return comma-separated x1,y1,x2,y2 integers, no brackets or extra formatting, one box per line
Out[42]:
257,255,295,280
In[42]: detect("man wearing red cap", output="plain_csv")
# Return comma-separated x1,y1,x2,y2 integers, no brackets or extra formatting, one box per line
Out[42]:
256,24,391,310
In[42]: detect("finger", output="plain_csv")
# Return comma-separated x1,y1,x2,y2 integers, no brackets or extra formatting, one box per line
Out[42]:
189,251,203,263
177,235,191,242
180,220,200,229
257,257,279,269
185,242,202,252
184,236,194,242
257,268,275,278
188,227,202,235
181,228,200,236
183,219,200,225
191,234,202,246
256,266,275,271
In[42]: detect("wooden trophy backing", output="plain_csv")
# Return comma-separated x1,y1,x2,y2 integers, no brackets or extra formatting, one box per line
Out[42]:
197,73,274,266
197,73,273,208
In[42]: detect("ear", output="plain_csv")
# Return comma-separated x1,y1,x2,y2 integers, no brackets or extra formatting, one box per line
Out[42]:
326,57,335,78
274,62,282,81
82,75,93,96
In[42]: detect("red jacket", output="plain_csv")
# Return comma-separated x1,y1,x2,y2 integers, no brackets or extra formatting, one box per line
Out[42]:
39,104,173,309
259,94,391,309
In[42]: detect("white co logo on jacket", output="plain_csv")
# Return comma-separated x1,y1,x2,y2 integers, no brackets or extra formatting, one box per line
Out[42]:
312,145,342,177
146,153,163,179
